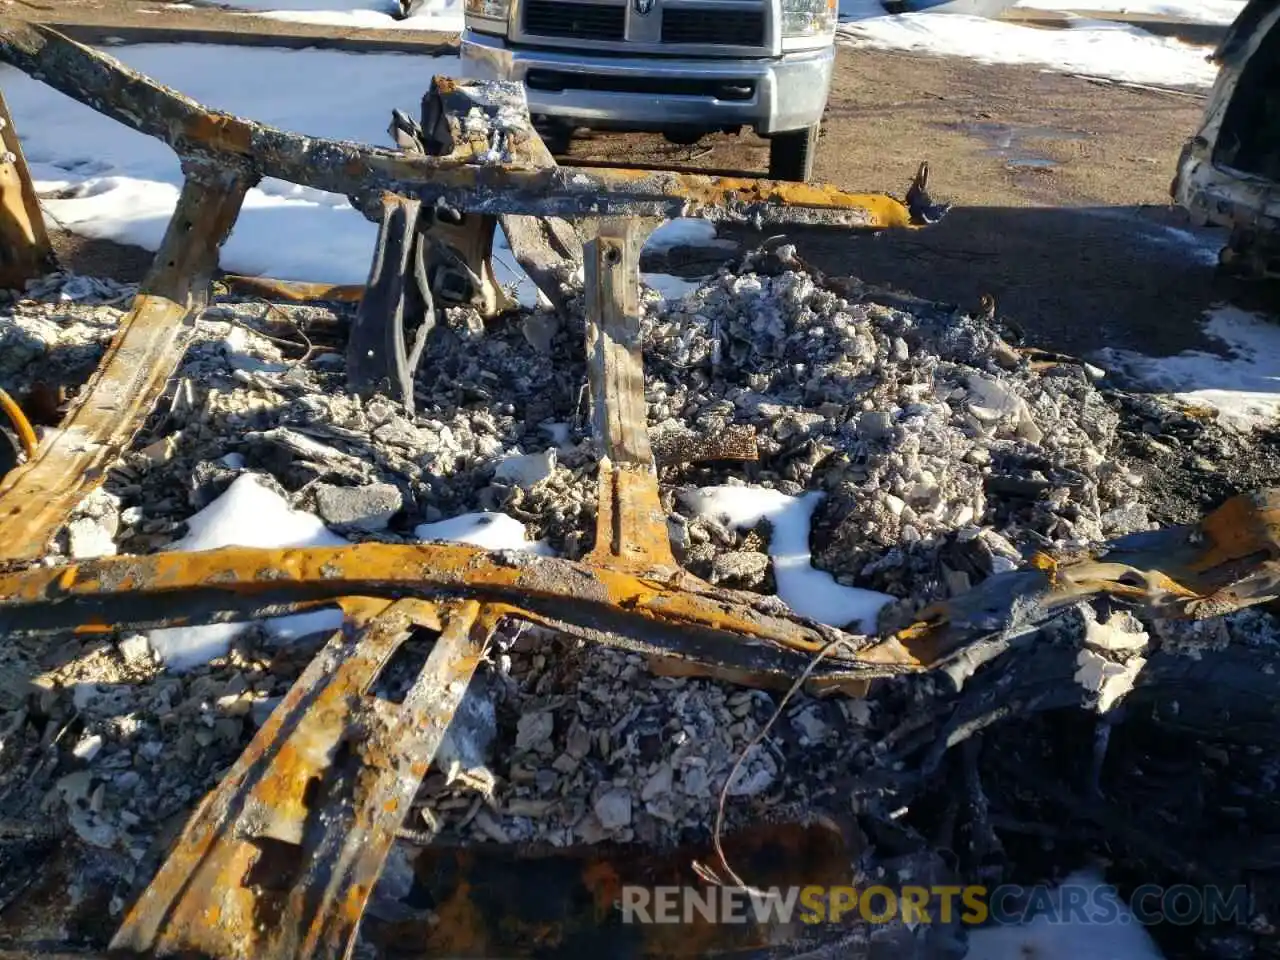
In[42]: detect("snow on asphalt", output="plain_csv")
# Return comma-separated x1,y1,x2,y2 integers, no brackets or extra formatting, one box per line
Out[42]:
838,0,1220,87
1099,307,1280,433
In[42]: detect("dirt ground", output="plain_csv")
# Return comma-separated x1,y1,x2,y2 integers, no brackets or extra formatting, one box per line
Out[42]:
575,47,1236,358
27,0,1253,359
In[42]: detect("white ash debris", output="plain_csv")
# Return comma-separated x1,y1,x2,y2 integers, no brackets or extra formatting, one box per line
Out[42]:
1,633,317,862
65,488,122,559
75,293,588,557
5,254,1280,871
0,271,133,395
405,638,860,849
1072,607,1150,714
645,246,1145,612
1075,646,1145,714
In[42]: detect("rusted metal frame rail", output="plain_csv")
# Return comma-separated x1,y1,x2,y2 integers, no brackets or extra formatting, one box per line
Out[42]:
0,21,921,229
111,597,496,957
0,541,915,683
0,163,254,560
584,219,681,574
0,490,1278,683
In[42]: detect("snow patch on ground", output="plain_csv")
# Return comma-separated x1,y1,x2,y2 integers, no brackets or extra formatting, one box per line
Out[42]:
1098,306,1280,432
415,512,553,554
680,486,892,633
1015,0,1244,26
148,475,347,671
837,0,1219,87
195,0,463,31
966,869,1166,960
645,219,731,254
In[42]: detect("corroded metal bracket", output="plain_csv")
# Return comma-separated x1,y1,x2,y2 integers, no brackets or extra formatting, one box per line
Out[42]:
347,191,427,411
583,219,678,574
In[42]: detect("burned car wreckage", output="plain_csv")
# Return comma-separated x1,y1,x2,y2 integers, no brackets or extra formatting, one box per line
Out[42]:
1174,0,1280,277
0,15,1279,960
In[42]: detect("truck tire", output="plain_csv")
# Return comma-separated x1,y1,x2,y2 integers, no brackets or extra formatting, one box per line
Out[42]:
768,123,819,182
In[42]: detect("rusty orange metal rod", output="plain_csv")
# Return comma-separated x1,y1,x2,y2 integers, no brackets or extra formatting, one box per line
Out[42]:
0,386,38,458
2,488,1274,688
0,541,935,682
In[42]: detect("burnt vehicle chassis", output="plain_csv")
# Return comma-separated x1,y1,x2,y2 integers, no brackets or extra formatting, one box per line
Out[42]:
1174,0,1280,277
3,19,1280,960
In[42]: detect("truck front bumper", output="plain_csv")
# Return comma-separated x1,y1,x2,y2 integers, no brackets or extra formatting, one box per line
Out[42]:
460,30,833,136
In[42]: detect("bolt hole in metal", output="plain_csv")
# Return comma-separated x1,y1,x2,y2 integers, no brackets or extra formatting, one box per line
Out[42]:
370,628,439,704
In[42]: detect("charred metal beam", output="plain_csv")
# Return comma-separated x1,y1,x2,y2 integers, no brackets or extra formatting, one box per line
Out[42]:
0,164,254,562
0,542,911,686
348,192,424,411
0,21,926,230
0,491,1277,693
583,219,679,574
112,598,495,959
0,88,52,290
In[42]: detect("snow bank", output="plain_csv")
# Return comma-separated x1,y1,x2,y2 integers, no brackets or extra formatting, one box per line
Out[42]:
837,0,1219,87
680,486,892,633
645,219,728,254
9,44,456,283
1098,306,1280,432
148,474,347,671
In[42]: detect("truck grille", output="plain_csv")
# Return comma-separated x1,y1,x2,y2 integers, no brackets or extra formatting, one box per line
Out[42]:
661,9,765,46
523,0,625,41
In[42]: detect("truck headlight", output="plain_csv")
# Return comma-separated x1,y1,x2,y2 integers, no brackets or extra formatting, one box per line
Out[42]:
466,0,510,26
780,0,837,37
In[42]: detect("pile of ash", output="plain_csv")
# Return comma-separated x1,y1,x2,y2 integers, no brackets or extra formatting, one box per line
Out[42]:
0,251,1278,959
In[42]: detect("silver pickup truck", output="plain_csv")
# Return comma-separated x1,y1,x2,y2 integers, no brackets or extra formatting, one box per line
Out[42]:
459,0,839,181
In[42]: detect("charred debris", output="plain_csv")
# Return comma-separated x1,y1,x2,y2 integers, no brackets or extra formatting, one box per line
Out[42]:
0,18,1278,960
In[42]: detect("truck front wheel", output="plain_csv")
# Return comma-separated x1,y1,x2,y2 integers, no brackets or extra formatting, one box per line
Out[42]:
767,123,820,182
